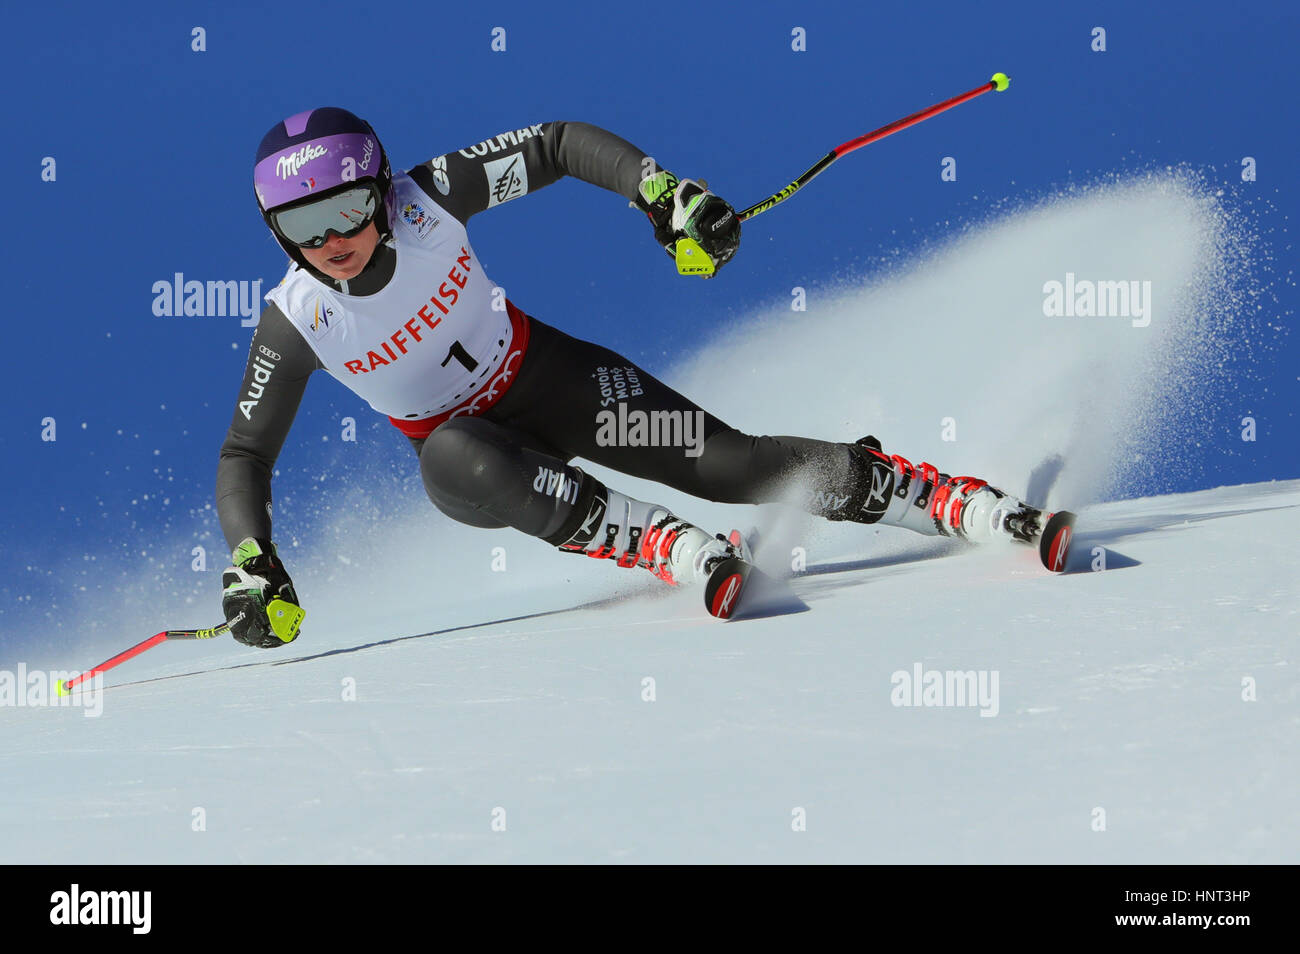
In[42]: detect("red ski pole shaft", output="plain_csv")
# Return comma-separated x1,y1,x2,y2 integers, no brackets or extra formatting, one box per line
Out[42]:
60,621,228,694
736,72,1011,223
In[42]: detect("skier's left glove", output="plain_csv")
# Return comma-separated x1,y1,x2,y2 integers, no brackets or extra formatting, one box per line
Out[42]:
221,537,305,649
635,171,740,277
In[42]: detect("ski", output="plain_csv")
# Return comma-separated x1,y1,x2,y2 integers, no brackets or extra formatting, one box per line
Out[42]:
703,556,754,620
1037,510,1076,573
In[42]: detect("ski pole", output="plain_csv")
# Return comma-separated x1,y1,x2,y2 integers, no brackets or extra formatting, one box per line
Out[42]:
674,71,1011,275
58,621,229,695
59,598,305,694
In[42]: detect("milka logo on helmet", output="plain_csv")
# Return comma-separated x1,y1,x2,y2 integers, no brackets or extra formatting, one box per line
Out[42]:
276,144,328,180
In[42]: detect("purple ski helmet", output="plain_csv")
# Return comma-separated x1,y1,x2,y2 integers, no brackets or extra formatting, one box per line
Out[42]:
254,107,394,270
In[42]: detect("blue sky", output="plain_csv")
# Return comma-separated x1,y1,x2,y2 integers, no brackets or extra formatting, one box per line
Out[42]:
2,0,1295,570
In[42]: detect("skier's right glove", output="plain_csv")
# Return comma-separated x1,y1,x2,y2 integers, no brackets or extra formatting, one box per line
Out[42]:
221,537,305,649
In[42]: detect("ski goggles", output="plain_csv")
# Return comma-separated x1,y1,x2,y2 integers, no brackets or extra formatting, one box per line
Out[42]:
269,183,381,248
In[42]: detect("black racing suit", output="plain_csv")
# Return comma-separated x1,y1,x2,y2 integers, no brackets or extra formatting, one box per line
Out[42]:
218,121,875,555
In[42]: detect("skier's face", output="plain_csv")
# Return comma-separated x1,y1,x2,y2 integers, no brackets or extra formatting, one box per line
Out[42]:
299,222,381,281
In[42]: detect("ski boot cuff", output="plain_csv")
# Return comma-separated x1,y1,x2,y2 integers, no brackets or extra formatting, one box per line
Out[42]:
542,472,606,548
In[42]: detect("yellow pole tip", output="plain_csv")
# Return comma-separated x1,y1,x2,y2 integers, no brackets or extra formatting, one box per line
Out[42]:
991,72,1010,91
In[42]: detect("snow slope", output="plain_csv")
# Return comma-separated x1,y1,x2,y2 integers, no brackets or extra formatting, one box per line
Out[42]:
2,480,1297,863
2,171,1292,863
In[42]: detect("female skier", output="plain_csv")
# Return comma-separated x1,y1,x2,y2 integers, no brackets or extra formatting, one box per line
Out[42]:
218,107,1051,647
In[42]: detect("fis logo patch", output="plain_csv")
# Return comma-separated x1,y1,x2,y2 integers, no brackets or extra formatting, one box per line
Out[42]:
484,153,527,207
309,297,335,339
400,200,441,240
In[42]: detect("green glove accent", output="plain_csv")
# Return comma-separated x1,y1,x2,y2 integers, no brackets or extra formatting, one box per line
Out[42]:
637,170,679,207
674,237,715,276
266,597,307,643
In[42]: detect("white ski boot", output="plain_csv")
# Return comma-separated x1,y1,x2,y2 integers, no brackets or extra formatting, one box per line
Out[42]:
560,487,746,585
640,514,752,585
930,475,1045,544
852,437,1048,546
